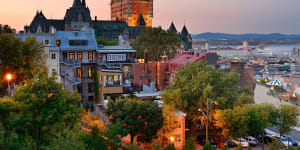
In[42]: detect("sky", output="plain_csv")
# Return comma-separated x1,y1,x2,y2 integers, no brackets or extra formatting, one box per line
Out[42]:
1,0,300,34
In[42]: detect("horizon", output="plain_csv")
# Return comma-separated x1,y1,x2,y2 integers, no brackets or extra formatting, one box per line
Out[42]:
2,0,300,34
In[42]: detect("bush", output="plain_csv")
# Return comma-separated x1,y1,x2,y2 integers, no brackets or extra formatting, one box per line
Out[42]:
236,145,244,150
164,143,175,150
203,142,216,150
221,146,230,150
182,138,196,150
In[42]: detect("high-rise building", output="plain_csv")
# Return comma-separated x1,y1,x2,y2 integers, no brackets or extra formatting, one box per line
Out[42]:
111,0,153,27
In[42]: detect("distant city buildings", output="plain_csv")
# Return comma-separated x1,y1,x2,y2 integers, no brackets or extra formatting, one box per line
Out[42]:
111,0,153,27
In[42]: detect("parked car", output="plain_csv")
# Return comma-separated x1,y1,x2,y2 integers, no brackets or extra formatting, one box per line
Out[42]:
276,136,293,148
245,136,258,146
233,138,249,147
196,135,205,145
227,140,237,148
212,138,228,148
283,136,298,147
262,134,275,144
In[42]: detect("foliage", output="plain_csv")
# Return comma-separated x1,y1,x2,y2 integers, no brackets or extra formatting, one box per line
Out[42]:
0,34,45,96
273,104,300,136
203,142,216,150
215,106,249,139
221,146,230,150
106,120,128,150
82,127,108,150
93,68,100,101
236,145,244,150
0,123,4,149
105,99,163,144
182,138,196,150
96,37,118,46
45,126,86,150
0,71,81,149
0,24,14,34
269,139,285,150
162,61,252,129
81,111,105,131
131,27,180,61
163,143,176,150
151,144,162,150
126,144,141,150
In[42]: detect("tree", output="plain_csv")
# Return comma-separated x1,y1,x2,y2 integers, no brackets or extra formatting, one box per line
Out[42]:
214,106,249,139
105,99,163,144
274,104,299,136
182,138,196,150
164,143,175,150
131,27,180,61
96,37,118,46
203,142,216,150
82,127,108,150
0,34,44,96
106,120,128,150
0,24,14,34
7,71,81,149
162,61,252,130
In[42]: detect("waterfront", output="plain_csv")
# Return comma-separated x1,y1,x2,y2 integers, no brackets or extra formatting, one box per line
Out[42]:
258,44,300,55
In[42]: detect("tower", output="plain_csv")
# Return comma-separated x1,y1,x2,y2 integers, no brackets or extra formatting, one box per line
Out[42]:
111,0,153,27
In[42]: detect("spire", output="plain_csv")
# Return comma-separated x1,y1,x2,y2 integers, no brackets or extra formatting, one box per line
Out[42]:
169,22,177,33
72,0,82,8
82,0,86,7
136,14,146,26
181,25,189,37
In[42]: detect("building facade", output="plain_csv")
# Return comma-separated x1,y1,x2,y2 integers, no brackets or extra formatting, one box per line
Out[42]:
111,0,153,27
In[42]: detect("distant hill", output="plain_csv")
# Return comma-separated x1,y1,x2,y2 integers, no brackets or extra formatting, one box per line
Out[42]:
192,32,300,39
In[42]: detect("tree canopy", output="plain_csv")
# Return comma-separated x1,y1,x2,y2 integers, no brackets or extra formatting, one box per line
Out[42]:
104,99,164,144
161,61,252,129
0,34,45,96
131,27,180,61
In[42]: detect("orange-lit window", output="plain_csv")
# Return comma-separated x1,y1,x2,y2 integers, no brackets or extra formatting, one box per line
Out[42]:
88,52,93,62
77,68,82,78
77,52,82,60
88,68,92,78
69,52,75,60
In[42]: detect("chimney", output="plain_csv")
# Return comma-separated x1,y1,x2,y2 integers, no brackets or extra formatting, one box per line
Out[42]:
144,50,148,63
95,16,97,22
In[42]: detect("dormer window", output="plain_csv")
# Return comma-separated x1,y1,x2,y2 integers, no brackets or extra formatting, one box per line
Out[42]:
45,40,49,45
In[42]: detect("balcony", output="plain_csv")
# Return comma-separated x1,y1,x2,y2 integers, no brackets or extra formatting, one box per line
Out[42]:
104,81,121,87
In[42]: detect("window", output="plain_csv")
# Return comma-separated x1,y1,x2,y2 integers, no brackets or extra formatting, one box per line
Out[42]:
148,70,152,75
88,83,93,93
51,53,56,59
44,40,49,45
56,40,61,47
77,85,82,93
77,68,82,78
69,52,75,60
141,71,144,76
104,75,121,87
69,40,88,46
175,135,181,143
88,68,92,78
52,69,56,76
77,52,82,60
88,52,93,62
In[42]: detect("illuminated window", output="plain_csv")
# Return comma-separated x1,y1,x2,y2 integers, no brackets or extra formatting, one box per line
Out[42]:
69,52,75,60
88,52,93,62
77,52,82,60
88,68,92,78
77,68,82,78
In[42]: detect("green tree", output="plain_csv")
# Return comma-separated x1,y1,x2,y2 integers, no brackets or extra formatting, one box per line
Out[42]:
162,61,252,130
105,99,163,144
105,120,128,150
131,27,180,61
164,143,175,150
203,142,216,150
45,126,86,150
7,71,81,149
83,127,107,150
96,37,118,46
274,104,299,136
0,24,14,34
0,34,44,96
182,138,196,150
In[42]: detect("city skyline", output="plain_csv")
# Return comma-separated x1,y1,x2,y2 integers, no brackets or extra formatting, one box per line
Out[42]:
1,0,300,34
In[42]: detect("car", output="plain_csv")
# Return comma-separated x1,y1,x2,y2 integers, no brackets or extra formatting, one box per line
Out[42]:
245,136,258,146
276,136,293,148
227,140,237,148
233,138,249,147
283,136,298,147
196,135,205,145
212,138,228,148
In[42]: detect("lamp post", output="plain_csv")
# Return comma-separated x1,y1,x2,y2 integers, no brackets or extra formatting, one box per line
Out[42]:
198,98,218,143
6,74,12,97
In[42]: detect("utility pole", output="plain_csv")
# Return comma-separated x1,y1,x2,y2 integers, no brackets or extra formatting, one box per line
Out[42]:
198,98,210,143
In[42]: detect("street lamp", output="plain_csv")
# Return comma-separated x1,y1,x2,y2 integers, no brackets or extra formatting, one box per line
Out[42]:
5,74,12,97
170,136,174,143
198,98,218,143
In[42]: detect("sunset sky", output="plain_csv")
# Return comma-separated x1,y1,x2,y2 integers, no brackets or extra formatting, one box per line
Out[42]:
1,0,300,34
